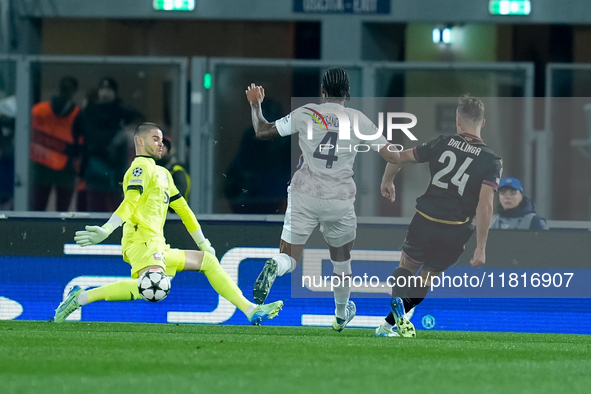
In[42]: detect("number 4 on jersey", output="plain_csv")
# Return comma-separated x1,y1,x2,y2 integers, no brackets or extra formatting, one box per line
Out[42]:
432,150,473,196
313,131,339,169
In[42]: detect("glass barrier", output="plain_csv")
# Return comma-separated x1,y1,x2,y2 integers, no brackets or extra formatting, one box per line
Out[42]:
208,62,362,214
546,65,591,220
8,57,537,218
372,65,534,218
374,66,530,97
26,57,187,212
0,58,17,211
287,96,531,219
204,61,533,217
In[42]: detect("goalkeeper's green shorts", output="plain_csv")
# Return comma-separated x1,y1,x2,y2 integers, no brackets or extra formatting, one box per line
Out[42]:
123,239,185,278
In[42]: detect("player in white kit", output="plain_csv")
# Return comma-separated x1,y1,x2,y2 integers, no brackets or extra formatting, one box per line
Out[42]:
245,67,400,331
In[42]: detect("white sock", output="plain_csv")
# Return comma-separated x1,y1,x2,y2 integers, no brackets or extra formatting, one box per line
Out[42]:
382,319,394,330
77,291,89,306
274,253,296,277
333,277,351,320
245,304,256,317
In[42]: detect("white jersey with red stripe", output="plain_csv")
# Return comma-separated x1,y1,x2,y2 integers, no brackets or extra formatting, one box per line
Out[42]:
275,102,388,200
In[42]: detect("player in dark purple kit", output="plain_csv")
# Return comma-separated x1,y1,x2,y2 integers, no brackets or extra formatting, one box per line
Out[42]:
376,95,503,338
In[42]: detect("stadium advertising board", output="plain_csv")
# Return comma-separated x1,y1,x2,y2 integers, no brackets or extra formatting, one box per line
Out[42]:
1,217,590,333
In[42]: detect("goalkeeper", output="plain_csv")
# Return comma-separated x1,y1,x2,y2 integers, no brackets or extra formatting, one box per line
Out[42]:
54,122,283,325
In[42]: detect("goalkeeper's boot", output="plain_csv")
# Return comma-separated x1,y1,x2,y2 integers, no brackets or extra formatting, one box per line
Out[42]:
375,324,400,337
253,259,278,305
332,301,356,332
54,286,83,323
248,300,283,326
390,297,416,338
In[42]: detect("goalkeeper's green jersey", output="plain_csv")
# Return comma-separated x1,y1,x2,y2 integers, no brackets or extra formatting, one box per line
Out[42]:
115,156,200,249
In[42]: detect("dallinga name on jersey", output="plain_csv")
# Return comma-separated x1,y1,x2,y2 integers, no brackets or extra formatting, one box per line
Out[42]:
448,138,482,156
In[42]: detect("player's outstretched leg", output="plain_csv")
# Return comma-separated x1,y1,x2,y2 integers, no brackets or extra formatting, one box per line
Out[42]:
54,285,83,323
390,297,416,338
246,300,284,326
253,258,278,305
253,252,296,305
195,251,283,325
54,279,142,322
332,300,356,332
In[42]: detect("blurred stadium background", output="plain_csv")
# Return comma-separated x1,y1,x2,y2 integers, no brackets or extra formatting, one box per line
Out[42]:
2,0,591,219
1,0,591,332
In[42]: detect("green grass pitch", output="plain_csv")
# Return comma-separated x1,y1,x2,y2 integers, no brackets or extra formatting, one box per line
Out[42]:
1,321,590,394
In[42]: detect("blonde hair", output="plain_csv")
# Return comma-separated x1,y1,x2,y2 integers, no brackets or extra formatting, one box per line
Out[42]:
457,94,484,125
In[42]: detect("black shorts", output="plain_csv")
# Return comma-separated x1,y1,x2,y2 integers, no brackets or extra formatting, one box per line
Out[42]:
401,213,475,272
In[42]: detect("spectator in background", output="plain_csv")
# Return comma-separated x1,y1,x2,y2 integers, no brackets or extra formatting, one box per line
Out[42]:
29,77,81,211
490,177,549,230
156,136,191,201
224,98,291,214
0,95,16,210
73,77,143,212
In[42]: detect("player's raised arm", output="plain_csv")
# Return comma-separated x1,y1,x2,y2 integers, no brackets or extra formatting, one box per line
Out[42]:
470,184,496,267
380,149,417,202
245,83,281,140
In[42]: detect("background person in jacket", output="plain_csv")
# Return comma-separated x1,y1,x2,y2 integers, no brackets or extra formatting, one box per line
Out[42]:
156,136,190,201
223,98,291,214
29,76,80,211
490,177,549,230
73,77,143,212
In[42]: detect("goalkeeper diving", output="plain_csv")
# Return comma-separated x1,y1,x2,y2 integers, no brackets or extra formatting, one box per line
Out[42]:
54,122,283,325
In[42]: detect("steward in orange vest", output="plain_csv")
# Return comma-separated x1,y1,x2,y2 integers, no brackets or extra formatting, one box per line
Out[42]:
30,100,80,171
29,77,80,211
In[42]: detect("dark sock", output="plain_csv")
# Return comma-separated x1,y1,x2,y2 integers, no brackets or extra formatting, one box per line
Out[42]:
405,285,430,310
391,267,413,298
385,312,396,326
385,285,430,325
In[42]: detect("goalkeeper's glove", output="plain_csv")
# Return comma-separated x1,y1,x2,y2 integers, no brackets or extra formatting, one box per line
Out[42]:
74,223,114,247
190,228,216,257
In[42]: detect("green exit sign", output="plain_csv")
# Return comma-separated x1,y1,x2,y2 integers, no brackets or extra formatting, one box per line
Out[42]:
153,0,195,11
489,0,531,15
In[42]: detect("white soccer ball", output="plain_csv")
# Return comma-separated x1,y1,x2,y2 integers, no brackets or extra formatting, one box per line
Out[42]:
137,269,171,302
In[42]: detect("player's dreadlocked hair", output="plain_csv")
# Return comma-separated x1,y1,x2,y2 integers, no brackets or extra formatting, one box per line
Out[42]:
321,67,351,100
457,94,485,124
